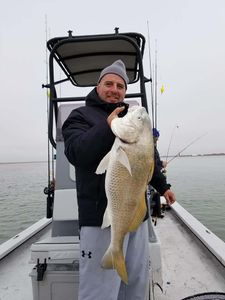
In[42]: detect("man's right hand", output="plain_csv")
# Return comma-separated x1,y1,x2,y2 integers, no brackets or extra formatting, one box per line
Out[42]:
107,106,125,127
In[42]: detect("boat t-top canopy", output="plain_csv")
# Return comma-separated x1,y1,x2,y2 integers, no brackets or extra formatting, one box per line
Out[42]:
47,29,145,87
46,29,149,148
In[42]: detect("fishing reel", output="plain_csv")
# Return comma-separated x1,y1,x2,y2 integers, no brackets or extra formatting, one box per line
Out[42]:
150,191,163,219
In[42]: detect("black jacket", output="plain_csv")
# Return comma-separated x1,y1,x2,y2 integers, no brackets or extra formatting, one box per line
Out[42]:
62,88,170,227
155,146,164,170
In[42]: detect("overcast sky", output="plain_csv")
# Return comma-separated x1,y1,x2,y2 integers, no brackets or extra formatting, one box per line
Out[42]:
1,0,225,162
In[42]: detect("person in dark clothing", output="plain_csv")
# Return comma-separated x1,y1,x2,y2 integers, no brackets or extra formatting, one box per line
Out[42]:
62,60,176,300
148,128,169,220
152,127,167,172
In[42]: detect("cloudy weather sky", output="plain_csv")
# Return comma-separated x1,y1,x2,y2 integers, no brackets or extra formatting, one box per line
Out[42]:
1,0,225,162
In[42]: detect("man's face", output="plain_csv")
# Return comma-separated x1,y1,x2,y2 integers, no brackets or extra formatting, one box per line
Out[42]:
97,74,126,103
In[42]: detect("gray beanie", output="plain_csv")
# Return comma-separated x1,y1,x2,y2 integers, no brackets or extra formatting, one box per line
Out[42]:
98,60,129,87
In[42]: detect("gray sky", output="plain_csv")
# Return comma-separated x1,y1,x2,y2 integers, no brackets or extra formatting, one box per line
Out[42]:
1,0,225,162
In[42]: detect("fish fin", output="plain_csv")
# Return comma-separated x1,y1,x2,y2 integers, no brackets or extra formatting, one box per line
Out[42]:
101,247,128,284
101,207,111,229
117,147,132,176
96,152,111,174
128,194,147,232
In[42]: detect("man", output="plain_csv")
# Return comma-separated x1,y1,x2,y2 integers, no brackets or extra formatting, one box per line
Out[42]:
62,60,176,300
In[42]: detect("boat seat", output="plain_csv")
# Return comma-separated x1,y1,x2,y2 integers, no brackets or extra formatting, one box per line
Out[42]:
51,102,85,237
55,102,85,191
51,189,79,237
30,236,80,265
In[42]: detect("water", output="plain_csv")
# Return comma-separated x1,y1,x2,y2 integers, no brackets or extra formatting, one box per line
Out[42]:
166,155,225,242
0,162,47,244
0,156,225,244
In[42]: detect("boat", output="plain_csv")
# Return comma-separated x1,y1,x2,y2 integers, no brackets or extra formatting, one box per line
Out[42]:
0,29,225,300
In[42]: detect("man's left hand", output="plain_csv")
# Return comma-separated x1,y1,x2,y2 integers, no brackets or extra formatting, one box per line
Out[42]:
163,189,176,205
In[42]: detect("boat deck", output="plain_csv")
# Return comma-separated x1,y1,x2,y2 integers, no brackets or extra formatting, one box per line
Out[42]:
0,224,51,300
153,207,225,300
0,207,225,300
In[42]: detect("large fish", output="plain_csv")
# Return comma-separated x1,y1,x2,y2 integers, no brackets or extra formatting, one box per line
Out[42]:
96,105,154,284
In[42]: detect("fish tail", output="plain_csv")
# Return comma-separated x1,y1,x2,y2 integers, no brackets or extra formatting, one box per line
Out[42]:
101,247,128,284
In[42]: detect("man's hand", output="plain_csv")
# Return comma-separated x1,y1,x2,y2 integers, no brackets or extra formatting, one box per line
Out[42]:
107,106,125,127
163,189,176,205
162,161,168,168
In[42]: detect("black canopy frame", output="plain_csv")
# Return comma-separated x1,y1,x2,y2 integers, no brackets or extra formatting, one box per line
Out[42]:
46,30,150,148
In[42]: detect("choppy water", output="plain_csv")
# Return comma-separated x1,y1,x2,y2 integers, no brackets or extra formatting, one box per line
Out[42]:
0,156,225,244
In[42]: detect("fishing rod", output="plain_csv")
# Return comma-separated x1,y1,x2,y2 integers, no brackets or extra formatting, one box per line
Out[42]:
167,132,208,164
44,15,55,218
165,124,179,163
45,15,51,189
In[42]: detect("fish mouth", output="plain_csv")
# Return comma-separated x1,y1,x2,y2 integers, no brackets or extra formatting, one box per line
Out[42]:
119,137,130,143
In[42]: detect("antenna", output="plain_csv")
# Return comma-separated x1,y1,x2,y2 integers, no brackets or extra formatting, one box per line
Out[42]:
147,21,155,128
154,39,158,130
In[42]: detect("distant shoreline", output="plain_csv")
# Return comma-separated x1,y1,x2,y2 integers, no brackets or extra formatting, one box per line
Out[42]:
0,153,225,164
0,161,48,165
181,153,225,157
161,153,225,158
